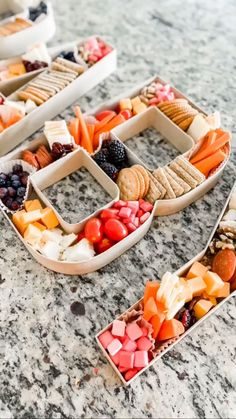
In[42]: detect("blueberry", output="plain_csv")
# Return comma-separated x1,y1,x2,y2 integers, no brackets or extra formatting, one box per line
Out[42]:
20,174,28,186
0,187,8,199
0,178,6,187
7,187,16,198
3,197,13,209
6,180,11,187
13,164,23,174
0,173,7,180
17,187,26,197
16,196,23,205
12,180,21,189
10,174,20,182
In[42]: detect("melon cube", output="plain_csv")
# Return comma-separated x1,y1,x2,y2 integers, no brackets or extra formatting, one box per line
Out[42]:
21,209,42,225
24,199,43,212
211,282,230,298
179,278,193,302
203,271,224,295
12,209,27,235
187,276,206,296
41,207,59,229
186,261,208,279
193,299,213,320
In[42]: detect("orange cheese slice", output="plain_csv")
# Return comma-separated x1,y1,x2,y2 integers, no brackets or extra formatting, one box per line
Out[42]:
41,207,59,229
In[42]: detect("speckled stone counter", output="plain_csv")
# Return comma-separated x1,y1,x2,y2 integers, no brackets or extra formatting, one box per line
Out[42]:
0,0,236,417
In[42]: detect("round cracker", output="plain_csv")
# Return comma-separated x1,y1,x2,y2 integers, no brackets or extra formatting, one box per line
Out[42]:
158,99,188,110
178,116,195,131
132,164,150,196
116,168,140,201
132,167,146,198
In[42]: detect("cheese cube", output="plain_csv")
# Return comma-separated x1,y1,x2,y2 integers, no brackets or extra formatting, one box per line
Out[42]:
24,224,43,246
8,63,26,76
40,240,61,260
133,102,147,115
211,282,230,298
32,221,46,232
59,233,77,249
131,96,141,108
41,208,59,229
187,114,210,142
119,98,132,111
25,199,43,212
20,209,42,225
186,261,208,279
12,209,27,235
187,276,206,296
203,271,224,295
202,292,217,306
179,278,193,302
193,299,213,320
42,229,62,245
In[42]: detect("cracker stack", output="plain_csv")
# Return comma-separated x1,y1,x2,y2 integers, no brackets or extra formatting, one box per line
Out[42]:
157,99,199,131
18,57,84,106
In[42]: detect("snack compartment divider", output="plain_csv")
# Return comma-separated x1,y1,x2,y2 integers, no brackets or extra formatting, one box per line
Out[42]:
30,148,120,234
0,35,117,156
96,183,236,385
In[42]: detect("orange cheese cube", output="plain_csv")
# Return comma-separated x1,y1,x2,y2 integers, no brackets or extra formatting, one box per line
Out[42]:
187,276,206,296
202,292,217,306
133,102,147,115
186,261,208,279
12,209,27,235
25,199,43,212
20,209,42,225
32,221,47,232
180,278,193,302
193,299,213,320
24,224,42,246
119,98,132,111
8,63,26,76
211,282,230,298
203,271,224,295
41,207,59,229
131,96,141,108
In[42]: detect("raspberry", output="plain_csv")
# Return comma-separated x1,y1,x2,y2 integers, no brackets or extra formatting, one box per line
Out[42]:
108,139,126,166
100,162,118,180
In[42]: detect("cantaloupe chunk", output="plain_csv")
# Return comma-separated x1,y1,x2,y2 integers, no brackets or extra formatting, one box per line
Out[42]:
25,199,43,212
149,310,165,340
211,282,230,298
143,297,158,321
180,278,193,302
41,208,59,229
186,261,208,279
158,319,185,341
12,209,27,235
193,299,213,320
32,221,46,232
24,224,42,246
21,209,42,225
202,291,217,306
203,271,224,295
143,281,160,305
187,276,206,296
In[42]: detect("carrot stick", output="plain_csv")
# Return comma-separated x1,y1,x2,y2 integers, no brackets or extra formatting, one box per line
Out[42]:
94,111,117,133
93,114,126,149
86,123,95,145
74,106,93,153
68,118,80,145
190,132,230,164
193,149,226,176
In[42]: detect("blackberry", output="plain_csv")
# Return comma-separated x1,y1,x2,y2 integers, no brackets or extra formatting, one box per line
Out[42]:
108,139,126,166
100,162,118,180
93,149,109,166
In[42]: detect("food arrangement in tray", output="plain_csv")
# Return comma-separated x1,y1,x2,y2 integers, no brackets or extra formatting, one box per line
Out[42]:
0,35,116,156
0,75,231,273
96,185,236,384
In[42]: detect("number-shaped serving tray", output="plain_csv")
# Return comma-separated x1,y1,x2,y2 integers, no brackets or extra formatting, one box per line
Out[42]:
0,78,230,274
0,35,117,156
96,182,236,385
0,1,56,59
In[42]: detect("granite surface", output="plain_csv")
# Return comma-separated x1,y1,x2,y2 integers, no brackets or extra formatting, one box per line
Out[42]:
1,0,236,418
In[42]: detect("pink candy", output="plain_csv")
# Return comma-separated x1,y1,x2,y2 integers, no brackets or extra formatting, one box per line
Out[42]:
123,337,137,352
119,207,132,218
134,351,149,368
126,322,143,341
136,336,153,351
139,200,153,213
112,320,126,337
140,212,151,224
99,330,113,349
119,351,134,369
107,338,122,356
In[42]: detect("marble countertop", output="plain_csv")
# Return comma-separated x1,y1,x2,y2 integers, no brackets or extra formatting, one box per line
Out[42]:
1,0,236,417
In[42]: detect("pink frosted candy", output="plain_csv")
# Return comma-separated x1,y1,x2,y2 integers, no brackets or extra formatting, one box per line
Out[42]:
124,368,139,381
122,337,137,352
149,97,159,105
85,37,99,52
137,209,144,218
162,83,171,92
114,200,127,209
126,323,143,341
119,207,132,218
141,327,148,337
136,336,153,351
134,217,140,228
98,330,113,349
119,365,129,373
127,201,139,214
139,201,153,213
155,82,163,91
140,212,151,224
110,352,120,366
127,223,137,232
107,338,122,356
134,351,149,368
112,319,126,337
122,214,135,224
167,91,175,101
119,350,134,369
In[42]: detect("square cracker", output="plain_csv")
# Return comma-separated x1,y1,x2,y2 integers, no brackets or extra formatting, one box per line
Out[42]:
152,167,176,199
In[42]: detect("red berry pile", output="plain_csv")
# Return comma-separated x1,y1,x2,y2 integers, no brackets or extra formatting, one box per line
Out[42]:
78,199,153,254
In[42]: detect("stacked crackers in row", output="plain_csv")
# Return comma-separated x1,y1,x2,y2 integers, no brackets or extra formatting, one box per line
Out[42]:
18,57,84,106
117,156,205,203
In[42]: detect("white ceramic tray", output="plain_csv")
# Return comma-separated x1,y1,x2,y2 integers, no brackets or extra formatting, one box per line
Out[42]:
96,183,236,385
0,36,117,156
0,2,56,59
